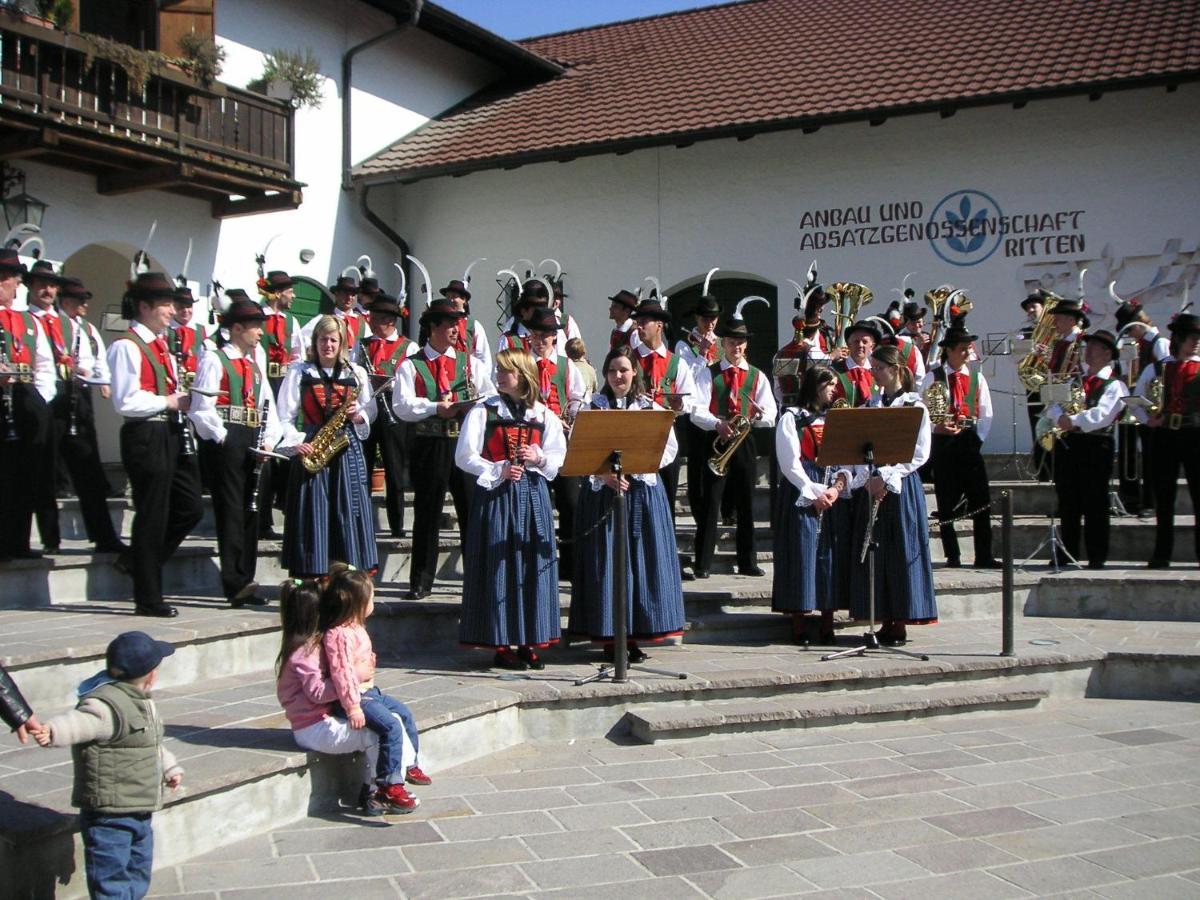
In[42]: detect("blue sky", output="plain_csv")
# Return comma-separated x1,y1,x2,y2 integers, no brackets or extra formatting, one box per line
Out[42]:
436,0,716,40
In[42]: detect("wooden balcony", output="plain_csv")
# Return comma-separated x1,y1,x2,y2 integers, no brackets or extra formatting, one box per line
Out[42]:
0,14,302,217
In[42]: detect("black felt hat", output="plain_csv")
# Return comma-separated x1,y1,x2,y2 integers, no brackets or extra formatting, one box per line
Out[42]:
329,276,359,294
1168,313,1200,338
695,294,721,317
902,299,927,321
127,272,177,302
526,306,564,332
0,248,26,275
608,289,639,311
419,298,467,327
59,277,93,302
1021,289,1050,312
938,318,979,347
358,276,381,297
23,259,64,287
266,270,294,291
716,316,752,340
173,284,195,305
1049,299,1088,320
221,299,268,327
223,288,251,303
368,293,403,317
1114,300,1150,329
633,299,671,323
843,319,883,345
439,279,471,301
1081,329,1119,358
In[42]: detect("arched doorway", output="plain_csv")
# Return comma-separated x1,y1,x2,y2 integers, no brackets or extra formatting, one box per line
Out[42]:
665,272,779,376
61,242,168,465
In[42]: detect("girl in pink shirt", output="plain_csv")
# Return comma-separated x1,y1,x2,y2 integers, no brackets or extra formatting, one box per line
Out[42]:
320,563,429,812
275,578,411,816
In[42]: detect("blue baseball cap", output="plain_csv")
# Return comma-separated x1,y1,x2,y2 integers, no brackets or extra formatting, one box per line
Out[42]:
106,631,175,679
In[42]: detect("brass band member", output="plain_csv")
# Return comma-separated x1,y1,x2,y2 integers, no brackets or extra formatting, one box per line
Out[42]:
919,315,999,568
189,299,281,605
1140,313,1200,568
1020,290,1051,481
497,280,548,354
107,273,204,616
438,279,492,371
1046,330,1127,569
607,289,641,350
0,248,56,562
394,298,494,599
361,293,417,538
276,315,378,577
257,271,303,537
302,275,366,354
831,320,881,407
675,292,722,536
1115,300,1170,517
690,313,777,579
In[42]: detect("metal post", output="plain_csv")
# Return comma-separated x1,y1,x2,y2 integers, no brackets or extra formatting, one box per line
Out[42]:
1001,490,1014,657
611,451,628,683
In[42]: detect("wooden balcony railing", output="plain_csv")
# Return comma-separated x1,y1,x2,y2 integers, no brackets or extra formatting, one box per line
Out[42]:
0,15,299,213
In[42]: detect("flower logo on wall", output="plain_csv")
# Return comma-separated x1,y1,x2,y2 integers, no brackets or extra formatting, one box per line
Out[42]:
927,189,1004,267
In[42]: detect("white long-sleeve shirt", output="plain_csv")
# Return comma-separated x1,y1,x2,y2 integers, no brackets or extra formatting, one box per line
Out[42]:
775,407,854,506
1049,363,1128,433
918,363,994,442
691,358,778,431
454,396,566,490
188,343,282,448
868,391,932,492
275,361,374,448
107,321,179,417
69,316,111,385
583,394,678,487
392,344,495,422
635,341,697,414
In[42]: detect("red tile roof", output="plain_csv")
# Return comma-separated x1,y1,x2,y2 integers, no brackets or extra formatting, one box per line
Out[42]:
356,0,1200,184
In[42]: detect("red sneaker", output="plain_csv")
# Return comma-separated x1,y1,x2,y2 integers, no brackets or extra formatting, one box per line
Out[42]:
378,783,419,813
405,765,432,786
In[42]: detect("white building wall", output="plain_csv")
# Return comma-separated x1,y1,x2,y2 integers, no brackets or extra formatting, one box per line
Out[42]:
384,83,1200,452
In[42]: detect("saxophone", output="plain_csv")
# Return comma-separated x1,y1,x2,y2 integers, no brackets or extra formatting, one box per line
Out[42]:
302,387,355,474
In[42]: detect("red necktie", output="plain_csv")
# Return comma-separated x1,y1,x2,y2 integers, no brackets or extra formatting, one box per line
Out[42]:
646,354,668,398
431,355,451,396
849,367,871,402
537,358,554,399
949,372,967,415
724,366,746,414
1083,375,1100,398
237,358,255,408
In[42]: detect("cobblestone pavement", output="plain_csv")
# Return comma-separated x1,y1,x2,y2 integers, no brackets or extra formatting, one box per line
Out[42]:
150,698,1200,899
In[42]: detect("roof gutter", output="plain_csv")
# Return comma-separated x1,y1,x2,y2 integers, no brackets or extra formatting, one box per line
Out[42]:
342,0,424,191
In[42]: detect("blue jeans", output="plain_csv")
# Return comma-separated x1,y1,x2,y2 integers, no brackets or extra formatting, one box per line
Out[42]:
81,811,154,900
359,686,419,784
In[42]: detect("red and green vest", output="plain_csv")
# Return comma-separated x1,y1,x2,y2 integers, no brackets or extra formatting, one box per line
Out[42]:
535,355,571,416
708,362,762,418
637,348,681,405
454,318,478,356
299,366,356,427
119,330,177,395
0,307,39,372
1164,360,1200,418
481,405,545,463
34,310,75,380
215,349,263,412
168,323,204,382
832,360,875,407
934,365,980,422
407,350,472,401
363,334,412,377
261,310,297,368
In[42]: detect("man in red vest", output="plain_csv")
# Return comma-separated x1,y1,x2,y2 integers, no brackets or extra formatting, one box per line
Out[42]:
608,290,642,351
0,249,55,562
107,272,204,616
394,298,494,599
361,293,417,538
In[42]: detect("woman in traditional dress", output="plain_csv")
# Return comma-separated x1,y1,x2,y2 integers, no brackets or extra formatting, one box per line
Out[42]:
850,344,936,644
569,346,685,662
455,348,566,671
772,364,856,644
277,315,378,577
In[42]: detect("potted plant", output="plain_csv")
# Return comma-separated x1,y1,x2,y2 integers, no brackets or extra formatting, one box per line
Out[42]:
176,31,225,87
247,48,324,109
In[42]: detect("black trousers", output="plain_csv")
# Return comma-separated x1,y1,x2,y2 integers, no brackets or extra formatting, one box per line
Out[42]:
40,388,121,549
0,383,48,558
1053,433,1113,565
1116,423,1155,513
694,429,757,572
931,430,994,563
684,418,708,519
408,433,469,593
553,475,579,583
1151,426,1200,563
1025,392,1049,481
258,375,289,536
199,425,261,600
120,419,203,609
362,415,409,537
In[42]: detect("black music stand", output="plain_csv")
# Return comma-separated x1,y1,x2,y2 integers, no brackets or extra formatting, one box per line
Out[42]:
562,408,687,685
815,407,929,663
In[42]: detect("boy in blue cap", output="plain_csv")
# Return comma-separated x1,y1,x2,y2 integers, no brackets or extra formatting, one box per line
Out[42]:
36,631,183,898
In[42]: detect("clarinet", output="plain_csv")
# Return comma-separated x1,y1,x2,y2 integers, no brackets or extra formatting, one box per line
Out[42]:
171,333,197,458
248,396,271,514
0,328,17,443
369,348,398,426
67,321,81,437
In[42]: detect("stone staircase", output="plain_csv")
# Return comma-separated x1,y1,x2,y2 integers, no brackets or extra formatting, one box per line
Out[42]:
3,457,1198,897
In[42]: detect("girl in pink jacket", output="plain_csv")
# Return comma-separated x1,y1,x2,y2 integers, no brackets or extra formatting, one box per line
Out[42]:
275,578,413,816
320,563,429,812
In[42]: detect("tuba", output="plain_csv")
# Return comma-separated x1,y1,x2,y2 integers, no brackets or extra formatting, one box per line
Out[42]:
708,414,753,477
1017,291,1065,391
828,282,873,349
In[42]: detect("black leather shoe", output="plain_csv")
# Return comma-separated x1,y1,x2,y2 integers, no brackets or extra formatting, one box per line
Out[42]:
13,549,44,560
95,541,129,555
693,568,709,580
738,565,766,577
493,649,526,671
113,552,134,577
1146,559,1170,569
259,528,281,541
627,645,649,664
517,647,545,670
680,568,695,582
231,594,270,609
405,586,432,600
136,604,178,618
43,544,60,554
944,558,962,568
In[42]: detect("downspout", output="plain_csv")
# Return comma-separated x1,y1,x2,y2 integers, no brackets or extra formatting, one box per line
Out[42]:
345,0,423,336
342,0,424,190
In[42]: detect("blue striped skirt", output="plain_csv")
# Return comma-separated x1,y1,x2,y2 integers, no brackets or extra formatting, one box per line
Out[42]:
848,472,937,623
569,478,686,641
458,474,561,649
282,428,378,577
771,465,851,613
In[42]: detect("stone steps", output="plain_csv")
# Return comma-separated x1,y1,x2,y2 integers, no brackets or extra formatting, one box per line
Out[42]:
625,684,1053,743
1024,572,1200,621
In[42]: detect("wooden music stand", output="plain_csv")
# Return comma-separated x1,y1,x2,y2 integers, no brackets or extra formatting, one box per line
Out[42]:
815,407,929,664
562,409,686,685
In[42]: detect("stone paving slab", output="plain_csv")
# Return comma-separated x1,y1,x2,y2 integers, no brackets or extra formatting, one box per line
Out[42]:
132,697,1200,898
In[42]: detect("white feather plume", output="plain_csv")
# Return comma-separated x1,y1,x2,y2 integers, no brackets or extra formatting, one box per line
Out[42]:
463,257,487,286
180,238,193,282
539,258,561,280
407,255,433,302
734,295,769,319
702,267,720,296
392,262,407,300
1108,280,1125,306
643,276,662,300
515,258,535,279
786,278,806,298
340,265,360,283
357,255,374,278
496,268,521,289
805,259,818,286
17,235,44,260
865,315,895,339
1077,266,1088,301
892,271,917,296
